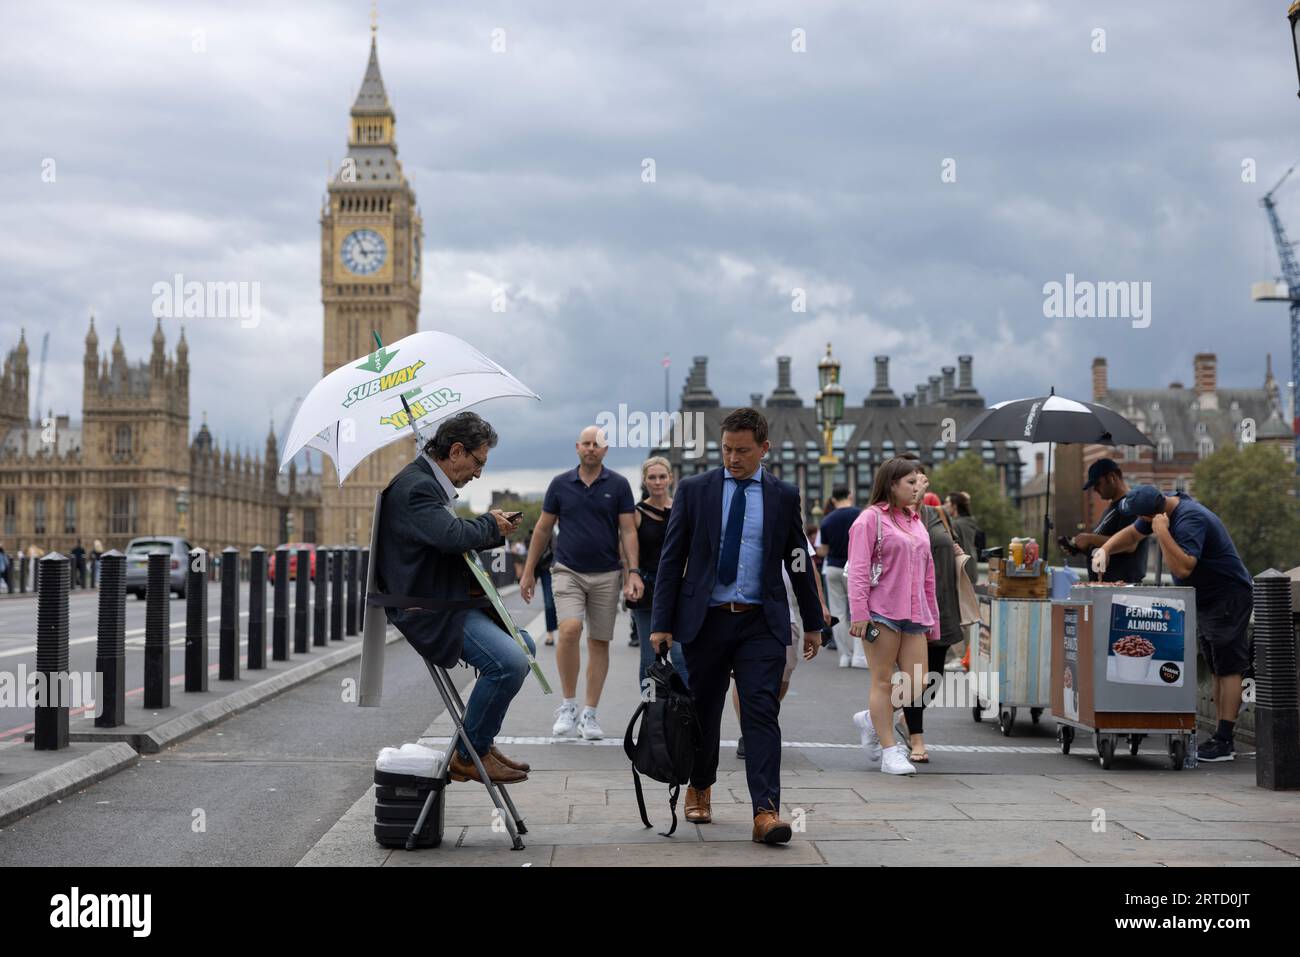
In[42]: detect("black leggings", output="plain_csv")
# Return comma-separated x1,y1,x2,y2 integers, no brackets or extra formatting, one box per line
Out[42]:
903,643,949,736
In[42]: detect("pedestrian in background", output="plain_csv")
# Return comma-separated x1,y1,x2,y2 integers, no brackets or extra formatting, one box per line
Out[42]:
846,457,939,777
533,526,559,646
628,456,689,688
0,546,9,594
819,485,863,668
903,468,966,764
520,425,641,741
945,493,980,586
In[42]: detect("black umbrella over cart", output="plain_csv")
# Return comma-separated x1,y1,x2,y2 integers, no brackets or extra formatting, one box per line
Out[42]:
956,388,1153,561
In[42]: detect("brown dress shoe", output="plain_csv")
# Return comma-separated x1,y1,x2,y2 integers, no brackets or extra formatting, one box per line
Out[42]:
490,746,530,773
448,750,527,784
752,809,793,845
684,786,712,823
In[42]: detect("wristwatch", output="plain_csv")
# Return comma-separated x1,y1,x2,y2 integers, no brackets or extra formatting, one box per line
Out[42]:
627,568,642,576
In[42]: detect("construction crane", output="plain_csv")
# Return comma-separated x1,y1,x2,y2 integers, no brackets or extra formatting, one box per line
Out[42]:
1251,161,1300,469
32,330,50,427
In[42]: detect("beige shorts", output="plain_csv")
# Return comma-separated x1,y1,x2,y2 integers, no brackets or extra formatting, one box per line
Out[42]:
784,622,800,683
551,563,623,642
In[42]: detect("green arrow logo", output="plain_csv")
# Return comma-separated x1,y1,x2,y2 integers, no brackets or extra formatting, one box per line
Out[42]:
356,347,398,374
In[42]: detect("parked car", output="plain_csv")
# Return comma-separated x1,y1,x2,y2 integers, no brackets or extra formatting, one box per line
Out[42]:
266,543,318,583
124,536,193,600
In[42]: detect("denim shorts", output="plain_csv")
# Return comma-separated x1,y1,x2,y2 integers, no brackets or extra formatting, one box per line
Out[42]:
870,613,929,635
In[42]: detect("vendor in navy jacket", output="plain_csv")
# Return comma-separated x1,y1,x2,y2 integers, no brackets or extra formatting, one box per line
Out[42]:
1092,485,1252,763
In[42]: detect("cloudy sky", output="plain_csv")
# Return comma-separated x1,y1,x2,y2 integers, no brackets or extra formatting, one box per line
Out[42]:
5,1,1298,509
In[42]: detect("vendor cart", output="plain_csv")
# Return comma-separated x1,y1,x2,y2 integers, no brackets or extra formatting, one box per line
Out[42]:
971,594,1053,735
1051,585,1197,770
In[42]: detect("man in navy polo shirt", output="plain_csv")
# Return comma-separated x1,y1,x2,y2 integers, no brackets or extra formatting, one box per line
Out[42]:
521,425,641,740
1093,485,1253,762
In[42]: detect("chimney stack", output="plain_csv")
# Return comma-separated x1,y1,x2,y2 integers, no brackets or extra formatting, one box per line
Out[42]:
1091,357,1108,403
681,355,720,410
750,393,764,408
903,393,916,408
941,366,955,400
767,355,802,407
928,374,943,404
865,355,901,407
916,383,929,405
1194,353,1218,410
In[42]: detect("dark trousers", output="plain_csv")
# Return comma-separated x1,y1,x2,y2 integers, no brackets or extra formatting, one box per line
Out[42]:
682,606,787,816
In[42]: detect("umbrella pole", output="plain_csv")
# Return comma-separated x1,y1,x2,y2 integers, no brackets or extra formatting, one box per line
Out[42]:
1042,441,1053,563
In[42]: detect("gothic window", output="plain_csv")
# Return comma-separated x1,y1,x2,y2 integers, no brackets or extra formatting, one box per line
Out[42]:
110,492,138,536
64,496,76,534
1158,437,1173,462
115,425,131,460
3,494,13,536
34,495,46,535
1197,436,1214,458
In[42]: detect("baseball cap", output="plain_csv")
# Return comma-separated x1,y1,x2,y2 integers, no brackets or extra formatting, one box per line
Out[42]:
1082,458,1121,491
1118,485,1166,518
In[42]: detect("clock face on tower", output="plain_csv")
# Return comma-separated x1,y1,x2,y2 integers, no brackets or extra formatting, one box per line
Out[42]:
341,228,388,275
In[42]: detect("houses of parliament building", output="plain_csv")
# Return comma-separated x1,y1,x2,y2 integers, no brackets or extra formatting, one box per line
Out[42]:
0,25,429,557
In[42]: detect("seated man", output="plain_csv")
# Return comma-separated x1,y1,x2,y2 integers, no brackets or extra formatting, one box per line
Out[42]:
376,411,535,784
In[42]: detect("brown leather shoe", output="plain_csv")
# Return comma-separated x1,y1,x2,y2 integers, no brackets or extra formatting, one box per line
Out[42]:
448,750,527,784
490,746,530,773
684,786,712,823
752,808,793,845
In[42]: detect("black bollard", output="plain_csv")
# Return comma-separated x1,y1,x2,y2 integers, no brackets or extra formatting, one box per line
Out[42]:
247,547,267,670
359,547,370,630
95,551,126,728
313,548,328,647
272,546,290,661
330,546,344,642
294,547,311,654
184,548,209,693
346,547,359,637
1253,569,1300,790
35,553,70,750
143,550,171,709
220,547,241,680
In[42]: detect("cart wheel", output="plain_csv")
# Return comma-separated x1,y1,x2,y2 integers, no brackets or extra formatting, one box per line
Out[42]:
998,707,1016,736
1059,724,1074,755
1129,734,1144,756
1098,735,1115,770
1168,736,1186,771
972,699,983,723
1030,708,1042,725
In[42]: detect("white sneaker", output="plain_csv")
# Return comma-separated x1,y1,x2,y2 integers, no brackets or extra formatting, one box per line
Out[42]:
552,702,579,736
853,710,882,763
577,709,604,740
839,653,852,668
881,743,917,776
851,656,869,669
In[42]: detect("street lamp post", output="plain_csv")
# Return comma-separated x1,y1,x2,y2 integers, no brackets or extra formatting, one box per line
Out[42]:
176,485,189,537
815,343,845,524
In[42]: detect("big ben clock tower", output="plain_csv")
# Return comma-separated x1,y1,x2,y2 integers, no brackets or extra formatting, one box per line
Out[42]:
320,20,423,545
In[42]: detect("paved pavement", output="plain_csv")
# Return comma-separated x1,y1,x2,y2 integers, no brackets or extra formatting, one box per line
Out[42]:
300,609,1300,867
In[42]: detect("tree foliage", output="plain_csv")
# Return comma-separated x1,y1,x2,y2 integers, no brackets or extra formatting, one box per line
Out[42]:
929,452,1026,548
1191,443,1300,575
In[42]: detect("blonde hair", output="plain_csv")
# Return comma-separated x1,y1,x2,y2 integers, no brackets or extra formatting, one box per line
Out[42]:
641,456,673,485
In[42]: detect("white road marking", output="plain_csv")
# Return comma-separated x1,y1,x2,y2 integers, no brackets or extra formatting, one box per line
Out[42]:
421,735,1060,753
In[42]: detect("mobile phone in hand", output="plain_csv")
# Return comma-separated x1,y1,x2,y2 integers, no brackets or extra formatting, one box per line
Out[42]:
505,511,523,522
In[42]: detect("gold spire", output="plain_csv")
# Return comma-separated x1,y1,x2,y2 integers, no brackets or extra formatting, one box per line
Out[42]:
370,1,378,37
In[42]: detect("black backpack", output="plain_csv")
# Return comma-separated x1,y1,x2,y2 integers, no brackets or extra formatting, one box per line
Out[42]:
623,653,701,836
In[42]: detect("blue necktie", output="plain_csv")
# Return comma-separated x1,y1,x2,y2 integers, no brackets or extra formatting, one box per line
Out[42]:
717,478,754,586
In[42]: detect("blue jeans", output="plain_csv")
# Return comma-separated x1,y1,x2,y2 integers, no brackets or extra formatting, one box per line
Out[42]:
457,609,536,759
538,567,559,634
632,607,689,689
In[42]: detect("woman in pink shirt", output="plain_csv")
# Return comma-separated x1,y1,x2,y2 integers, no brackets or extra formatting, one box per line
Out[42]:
846,457,940,776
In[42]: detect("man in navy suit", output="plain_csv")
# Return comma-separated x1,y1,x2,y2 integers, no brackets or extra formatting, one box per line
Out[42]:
650,407,824,844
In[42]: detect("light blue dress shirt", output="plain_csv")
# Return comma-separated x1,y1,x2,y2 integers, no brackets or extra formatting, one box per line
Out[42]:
710,465,765,606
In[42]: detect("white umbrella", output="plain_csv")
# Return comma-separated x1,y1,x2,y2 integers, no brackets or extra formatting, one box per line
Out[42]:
280,330,539,484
